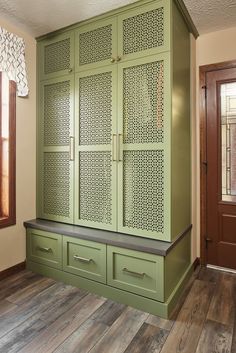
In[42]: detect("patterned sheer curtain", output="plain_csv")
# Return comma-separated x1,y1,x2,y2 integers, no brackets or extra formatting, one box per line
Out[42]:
0,27,29,97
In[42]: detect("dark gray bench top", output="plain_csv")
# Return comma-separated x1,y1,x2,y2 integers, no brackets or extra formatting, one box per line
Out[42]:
24,219,192,257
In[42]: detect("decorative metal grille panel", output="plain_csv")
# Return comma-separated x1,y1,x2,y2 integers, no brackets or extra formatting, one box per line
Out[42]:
43,152,70,217
123,61,164,144
79,72,112,145
44,39,70,74
123,7,164,55
123,150,164,233
79,25,112,65
79,151,112,224
44,81,70,146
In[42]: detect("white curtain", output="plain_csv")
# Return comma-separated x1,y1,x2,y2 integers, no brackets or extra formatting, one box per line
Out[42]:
0,27,29,97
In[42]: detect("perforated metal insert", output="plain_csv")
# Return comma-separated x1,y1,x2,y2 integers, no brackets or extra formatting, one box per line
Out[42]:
123,7,164,55
123,61,164,144
79,72,112,145
43,152,70,217
123,150,164,233
79,151,112,224
79,25,112,65
44,81,70,146
44,39,70,74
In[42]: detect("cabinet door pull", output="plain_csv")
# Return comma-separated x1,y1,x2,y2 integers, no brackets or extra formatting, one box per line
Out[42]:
73,255,93,263
37,246,52,253
112,134,117,161
69,136,75,161
117,134,123,161
116,56,122,62
111,57,116,63
122,267,145,278
68,68,73,73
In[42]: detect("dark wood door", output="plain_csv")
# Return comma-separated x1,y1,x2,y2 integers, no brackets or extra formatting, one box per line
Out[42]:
206,67,236,269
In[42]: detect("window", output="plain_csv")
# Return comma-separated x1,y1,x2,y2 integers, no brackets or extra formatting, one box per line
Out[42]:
0,72,16,227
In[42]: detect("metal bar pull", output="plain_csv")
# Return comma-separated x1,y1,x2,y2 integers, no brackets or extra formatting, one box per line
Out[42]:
69,136,75,161
117,134,123,161
112,134,117,161
73,255,93,264
37,246,52,253
122,267,145,278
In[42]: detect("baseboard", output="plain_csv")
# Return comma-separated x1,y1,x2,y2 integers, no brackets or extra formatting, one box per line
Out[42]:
193,257,201,270
0,261,26,281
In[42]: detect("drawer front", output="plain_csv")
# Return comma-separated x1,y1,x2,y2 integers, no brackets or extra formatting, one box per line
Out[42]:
63,236,106,283
107,246,164,301
27,229,62,269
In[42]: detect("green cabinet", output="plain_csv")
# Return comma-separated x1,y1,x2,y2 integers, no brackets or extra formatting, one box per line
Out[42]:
37,75,74,223
37,0,194,241
38,31,74,80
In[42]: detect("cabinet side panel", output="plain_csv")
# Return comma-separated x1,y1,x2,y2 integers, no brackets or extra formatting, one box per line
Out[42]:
171,2,191,240
165,231,191,300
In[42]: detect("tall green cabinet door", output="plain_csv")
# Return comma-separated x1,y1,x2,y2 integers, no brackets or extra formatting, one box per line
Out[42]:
74,66,117,231
117,53,171,241
75,17,117,72
39,31,74,80
37,75,74,223
117,0,170,63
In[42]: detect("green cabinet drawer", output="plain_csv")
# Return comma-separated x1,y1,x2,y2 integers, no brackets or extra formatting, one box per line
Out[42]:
107,246,164,301
27,229,62,269
63,236,106,284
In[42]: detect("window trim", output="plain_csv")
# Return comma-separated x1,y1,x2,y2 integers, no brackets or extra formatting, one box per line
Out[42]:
0,73,16,228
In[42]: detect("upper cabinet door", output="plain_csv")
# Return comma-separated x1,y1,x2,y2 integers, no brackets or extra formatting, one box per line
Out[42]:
117,0,170,63
75,17,117,72
39,31,75,80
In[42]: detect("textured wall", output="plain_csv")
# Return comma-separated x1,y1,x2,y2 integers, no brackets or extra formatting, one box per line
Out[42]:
0,17,36,271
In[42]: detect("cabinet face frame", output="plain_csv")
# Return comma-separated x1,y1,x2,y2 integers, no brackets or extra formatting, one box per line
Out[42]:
39,31,75,80
117,53,171,241
37,75,75,224
117,0,170,63
74,66,118,231
75,17,118,72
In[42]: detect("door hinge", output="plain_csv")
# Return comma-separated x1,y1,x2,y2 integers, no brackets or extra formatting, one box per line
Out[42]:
202,161,208,173
202,85,207,99
205,237,213,249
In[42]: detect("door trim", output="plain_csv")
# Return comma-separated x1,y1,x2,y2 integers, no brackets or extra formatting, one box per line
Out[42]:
199,60,236,265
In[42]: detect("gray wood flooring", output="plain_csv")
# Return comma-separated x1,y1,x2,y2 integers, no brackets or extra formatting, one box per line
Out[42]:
0,266,235,353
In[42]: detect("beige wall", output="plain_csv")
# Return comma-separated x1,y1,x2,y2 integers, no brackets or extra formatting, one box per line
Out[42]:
0,18,36,271
193,26,236,258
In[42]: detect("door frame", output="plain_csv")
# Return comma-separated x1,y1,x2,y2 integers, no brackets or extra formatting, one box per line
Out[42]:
200,60,236,265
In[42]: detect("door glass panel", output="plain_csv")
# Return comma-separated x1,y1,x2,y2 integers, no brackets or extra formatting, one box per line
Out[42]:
221,82,236,202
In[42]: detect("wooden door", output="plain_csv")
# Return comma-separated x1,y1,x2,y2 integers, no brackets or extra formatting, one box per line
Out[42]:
206,67,236,269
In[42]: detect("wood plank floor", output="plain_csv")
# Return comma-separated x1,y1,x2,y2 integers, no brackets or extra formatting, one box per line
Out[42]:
0,267,235,353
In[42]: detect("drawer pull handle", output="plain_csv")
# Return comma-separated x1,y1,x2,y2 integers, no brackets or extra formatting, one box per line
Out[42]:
73,255,92,263
122,268,145,278
37,246,52,253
